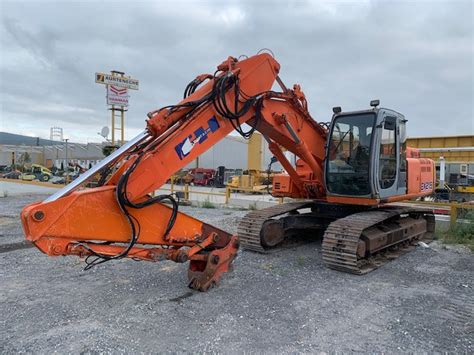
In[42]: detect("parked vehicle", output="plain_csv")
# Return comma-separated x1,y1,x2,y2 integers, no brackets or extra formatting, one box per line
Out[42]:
20,164,53,182
170,169,194,185
1,170,21,179
189,168,216,186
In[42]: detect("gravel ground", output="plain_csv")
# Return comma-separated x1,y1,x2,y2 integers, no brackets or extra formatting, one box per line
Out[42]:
1,194,473,353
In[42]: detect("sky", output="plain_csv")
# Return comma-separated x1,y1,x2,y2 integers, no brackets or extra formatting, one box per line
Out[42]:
0,0,473,143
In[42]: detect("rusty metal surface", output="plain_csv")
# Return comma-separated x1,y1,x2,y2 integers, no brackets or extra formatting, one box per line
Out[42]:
187,235,239,291
260,220,285,247
322,207,435,274
237,201,314,253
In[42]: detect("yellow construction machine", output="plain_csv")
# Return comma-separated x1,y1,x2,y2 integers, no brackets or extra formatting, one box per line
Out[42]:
20,164,53,182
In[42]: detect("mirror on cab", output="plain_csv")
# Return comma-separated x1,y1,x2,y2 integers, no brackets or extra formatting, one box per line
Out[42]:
383,116,396,130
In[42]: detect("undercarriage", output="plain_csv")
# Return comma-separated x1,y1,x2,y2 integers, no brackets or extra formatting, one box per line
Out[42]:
238,202,435,273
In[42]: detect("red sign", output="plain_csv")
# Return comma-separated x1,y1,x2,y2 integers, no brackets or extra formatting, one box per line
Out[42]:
107,85,129,106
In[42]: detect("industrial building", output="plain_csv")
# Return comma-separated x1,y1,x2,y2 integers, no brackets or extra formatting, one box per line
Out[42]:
0,131,278,172
0,132,105,169
407,135,474,187
0,131,279,172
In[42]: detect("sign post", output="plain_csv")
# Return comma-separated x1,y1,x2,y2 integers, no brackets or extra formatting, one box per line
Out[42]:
111,104,115,145
95,71,139,146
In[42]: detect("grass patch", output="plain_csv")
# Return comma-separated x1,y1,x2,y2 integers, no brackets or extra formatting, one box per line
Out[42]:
260,262,289,276
200,198,216,209
296,256,306,266
437,211,474,252
261,263,274,271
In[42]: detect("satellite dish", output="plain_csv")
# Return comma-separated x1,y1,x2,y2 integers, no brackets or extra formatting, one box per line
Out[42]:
100,126,109,138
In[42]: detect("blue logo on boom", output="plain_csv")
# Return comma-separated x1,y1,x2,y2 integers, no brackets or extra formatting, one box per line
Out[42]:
175,116,220,160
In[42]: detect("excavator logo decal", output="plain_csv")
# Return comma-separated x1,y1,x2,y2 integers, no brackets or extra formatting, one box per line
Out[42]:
420,181,433,191
175,116,220,160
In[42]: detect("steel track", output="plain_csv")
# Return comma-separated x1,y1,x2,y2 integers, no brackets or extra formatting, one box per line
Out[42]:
238,202,435,274
322,207,435,274
237,201,314,253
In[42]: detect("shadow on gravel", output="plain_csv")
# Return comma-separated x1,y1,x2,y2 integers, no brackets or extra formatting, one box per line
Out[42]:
169,291,196,302
0,241,33,253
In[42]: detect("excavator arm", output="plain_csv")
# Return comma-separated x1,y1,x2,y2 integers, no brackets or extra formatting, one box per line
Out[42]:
21,53,327,291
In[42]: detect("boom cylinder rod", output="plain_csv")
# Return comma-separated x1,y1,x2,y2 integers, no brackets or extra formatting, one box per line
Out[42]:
284,121,301,144
275,75,288,92
44,130,150,203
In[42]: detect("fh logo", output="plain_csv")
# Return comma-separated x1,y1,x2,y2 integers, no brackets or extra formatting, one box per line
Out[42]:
175,116,220,160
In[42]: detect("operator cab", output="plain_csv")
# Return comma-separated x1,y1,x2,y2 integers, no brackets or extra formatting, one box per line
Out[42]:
325,100,408,201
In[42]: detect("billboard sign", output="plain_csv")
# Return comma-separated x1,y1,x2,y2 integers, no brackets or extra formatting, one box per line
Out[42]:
96,72,139,90
107,85,129,106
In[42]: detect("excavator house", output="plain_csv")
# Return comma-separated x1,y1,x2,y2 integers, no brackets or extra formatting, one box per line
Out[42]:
21,53,435,291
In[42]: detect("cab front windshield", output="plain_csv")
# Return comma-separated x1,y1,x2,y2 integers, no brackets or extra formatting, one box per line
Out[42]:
327,113,375,195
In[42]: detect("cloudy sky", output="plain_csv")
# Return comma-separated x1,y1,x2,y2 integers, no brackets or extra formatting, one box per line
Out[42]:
1,0,472,143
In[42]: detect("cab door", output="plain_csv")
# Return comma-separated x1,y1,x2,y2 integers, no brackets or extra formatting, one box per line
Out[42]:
376,113,400,199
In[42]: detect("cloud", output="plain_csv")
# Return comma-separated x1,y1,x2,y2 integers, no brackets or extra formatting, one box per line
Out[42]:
0,0,472,143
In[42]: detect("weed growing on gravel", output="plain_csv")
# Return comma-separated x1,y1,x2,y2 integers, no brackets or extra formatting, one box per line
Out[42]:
201,199,216,209
261,262,289,276
296,256,305,266
261,263,274,271
439,211,474,251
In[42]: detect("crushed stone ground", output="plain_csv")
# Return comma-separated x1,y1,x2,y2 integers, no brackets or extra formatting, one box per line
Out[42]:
1,195,472,353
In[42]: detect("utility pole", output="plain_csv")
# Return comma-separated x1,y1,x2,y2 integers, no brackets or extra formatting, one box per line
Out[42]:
111,104,115,145
64,138,69,184
120,105,125,145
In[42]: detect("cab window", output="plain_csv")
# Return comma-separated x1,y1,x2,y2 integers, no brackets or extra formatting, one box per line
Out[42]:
379,118,397,189
327,113,375,195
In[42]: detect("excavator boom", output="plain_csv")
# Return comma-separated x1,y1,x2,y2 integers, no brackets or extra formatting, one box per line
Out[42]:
21,53,328,290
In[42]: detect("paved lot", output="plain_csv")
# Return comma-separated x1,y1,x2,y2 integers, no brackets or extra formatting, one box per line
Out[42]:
1,194,473,353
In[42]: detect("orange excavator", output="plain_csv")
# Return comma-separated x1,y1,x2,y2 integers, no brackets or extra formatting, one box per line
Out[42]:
21,53,435,291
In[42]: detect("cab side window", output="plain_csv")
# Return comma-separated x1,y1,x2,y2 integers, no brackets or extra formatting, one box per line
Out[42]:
379,119,397,189
399,120,407,172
